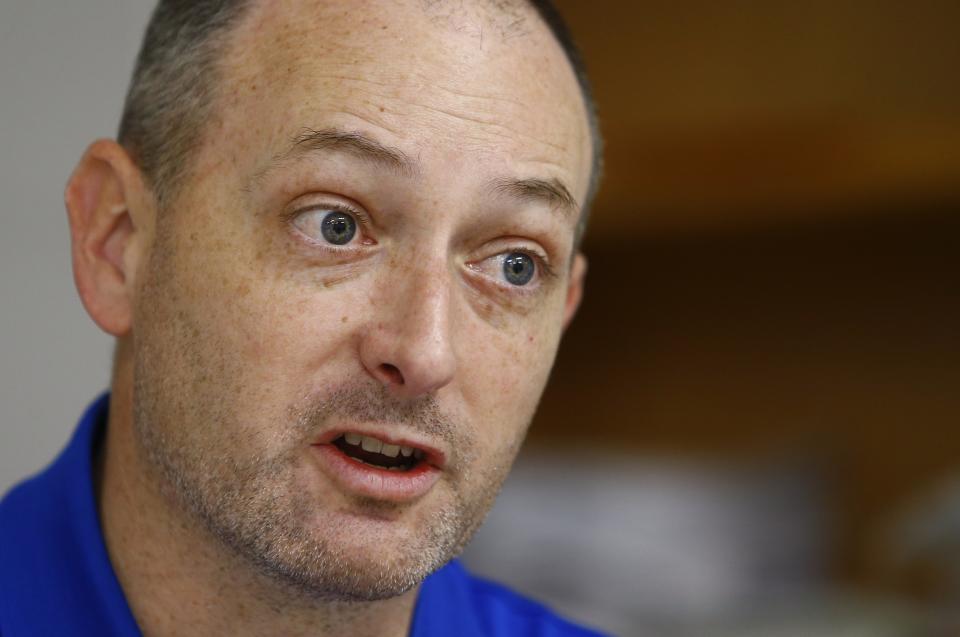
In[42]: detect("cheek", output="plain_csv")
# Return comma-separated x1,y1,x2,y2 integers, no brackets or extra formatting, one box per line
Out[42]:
154,209,336,406
200,263,370,397
458,314,562,437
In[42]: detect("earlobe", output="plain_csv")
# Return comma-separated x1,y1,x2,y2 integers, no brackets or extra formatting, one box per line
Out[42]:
65,139,149,337
561,253,587,332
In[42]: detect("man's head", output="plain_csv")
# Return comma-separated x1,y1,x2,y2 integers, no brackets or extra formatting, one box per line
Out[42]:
66,0,596,603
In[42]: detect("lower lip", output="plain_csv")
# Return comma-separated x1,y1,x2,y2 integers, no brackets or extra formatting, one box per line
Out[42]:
310,444,442,502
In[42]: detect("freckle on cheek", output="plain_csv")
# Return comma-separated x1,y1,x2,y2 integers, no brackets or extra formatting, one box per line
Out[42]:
234,278,252,298
341,316,348,323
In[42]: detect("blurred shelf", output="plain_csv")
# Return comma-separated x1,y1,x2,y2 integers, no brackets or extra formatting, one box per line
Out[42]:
553,0,960,237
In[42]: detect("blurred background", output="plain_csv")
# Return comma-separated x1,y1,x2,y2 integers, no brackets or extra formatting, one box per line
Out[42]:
2,1,960,635
462,1,960,635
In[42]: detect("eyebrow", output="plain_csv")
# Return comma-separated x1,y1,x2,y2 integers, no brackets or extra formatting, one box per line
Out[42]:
489,176,579,220
281,127,419,177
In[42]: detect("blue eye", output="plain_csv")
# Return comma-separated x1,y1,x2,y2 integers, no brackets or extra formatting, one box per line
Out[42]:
503,252,536,286
320,211,357,245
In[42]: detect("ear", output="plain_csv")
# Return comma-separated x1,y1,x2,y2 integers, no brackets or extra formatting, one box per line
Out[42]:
561,252,587,332
65,139,151,337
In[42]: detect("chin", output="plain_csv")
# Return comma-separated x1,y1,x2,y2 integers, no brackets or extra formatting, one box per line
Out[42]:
204,482,474,603
242,514,461,602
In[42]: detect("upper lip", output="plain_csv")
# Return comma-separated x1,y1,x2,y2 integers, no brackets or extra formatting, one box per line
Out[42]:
313,427,448,469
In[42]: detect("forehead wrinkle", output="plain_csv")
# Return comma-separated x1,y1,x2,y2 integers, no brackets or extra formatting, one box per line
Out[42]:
415,100,568,155
294,68,569,161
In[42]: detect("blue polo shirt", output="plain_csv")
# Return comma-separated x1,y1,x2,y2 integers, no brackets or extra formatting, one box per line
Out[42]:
0,394,605,637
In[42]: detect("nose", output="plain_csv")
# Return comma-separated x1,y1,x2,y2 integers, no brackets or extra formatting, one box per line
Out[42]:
359,255,457,399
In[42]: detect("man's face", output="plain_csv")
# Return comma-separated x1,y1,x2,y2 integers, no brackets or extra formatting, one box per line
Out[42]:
130,0,591,601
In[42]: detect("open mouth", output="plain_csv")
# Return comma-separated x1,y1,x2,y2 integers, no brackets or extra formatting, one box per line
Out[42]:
331,433,426,472
311,430,444,501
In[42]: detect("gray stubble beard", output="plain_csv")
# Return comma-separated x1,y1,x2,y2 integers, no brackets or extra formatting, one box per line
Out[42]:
131,359,515,603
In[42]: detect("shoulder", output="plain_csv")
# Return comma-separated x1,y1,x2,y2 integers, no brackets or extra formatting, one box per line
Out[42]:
421,560,609,637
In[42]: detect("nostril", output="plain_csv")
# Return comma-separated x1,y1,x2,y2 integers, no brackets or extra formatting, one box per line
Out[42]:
378,363,404,386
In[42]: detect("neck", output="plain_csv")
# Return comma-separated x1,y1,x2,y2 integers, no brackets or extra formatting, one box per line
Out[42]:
97,357,417,637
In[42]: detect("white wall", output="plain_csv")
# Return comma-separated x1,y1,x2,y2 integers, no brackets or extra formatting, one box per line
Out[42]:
0,1,154,493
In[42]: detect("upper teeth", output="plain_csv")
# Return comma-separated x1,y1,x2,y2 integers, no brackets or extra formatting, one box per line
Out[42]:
361,436,382,453
344,433,420,459
381,444,400,458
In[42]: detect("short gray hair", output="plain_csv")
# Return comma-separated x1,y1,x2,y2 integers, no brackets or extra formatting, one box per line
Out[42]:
118,0,252,208
119,0,602,239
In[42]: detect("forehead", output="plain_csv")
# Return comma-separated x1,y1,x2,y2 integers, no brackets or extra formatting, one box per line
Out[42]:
205,0,591,206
